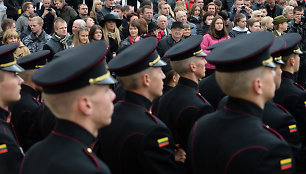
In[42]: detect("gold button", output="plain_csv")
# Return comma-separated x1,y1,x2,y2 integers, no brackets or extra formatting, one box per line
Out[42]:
87,148,92,153
266,125,270,128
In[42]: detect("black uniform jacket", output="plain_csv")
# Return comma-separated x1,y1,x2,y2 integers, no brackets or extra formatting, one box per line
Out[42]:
20,119,111,174
10,84,41,151
96,91,177,174
188,97,296,174
0,107,24,174
274,71,306,145
157,77,214,149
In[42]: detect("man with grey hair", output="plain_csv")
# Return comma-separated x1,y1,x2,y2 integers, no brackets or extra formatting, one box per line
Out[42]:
175,10,197,35
152,2,175,27
157,15,171,38
68,19,86,42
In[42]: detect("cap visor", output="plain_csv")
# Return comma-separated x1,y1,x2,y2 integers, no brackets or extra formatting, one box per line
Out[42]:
296,50,303,54
265,62,276,68
195,51,207,57
152,59,167,67
1,64,24,72
95,75,117,85
275,60,285,65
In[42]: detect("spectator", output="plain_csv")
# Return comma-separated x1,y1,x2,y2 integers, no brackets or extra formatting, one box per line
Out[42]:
84,16,95,30
0,0,6,32
2,29,30,59
36,0,58,34
265,0,283,18
157,15,171,39
198,12,215,35
96,0,114,22
157,21,184,57
54,0,78,25
113,5,123,20
251,0,266,10
229,0,252,21
187,3,204,31
214,0,222,13
100,13,121,59
288,0,298,7
4,0,21,20
89,24,103,42
90,0,102,21
272,15,288,37
19,13,39,41
69,19,86,43
206,2,217,16
68,3,88,33
195,0,205,9
176,10,197,35
0,18,16,46
283,6,294,23
229,13,250,37
119,19,143,51
278,0,288,8
121,12,138,39
259,5,268,17
142,5,154,23
251,10,263,23
219,11,233,32
201,16,230,76
183,23,191,38
152,2,175,28
44,18,71,57
261,15,274,31
16,2,35,35
146,22,161,39
247,18,261,32
71,26,89,47
121,5,134,30
22,16,51,53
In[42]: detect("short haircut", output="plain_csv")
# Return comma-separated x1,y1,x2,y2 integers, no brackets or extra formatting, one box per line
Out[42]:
215,66,265,98
158,1,168,10
251,10,262,18
170,57,198,76
22,2,33,12
54,17,67,30
29,16,44,25
117,68,153,90
29,13,39,19
114,5,123,11
2,29,20,44
78,3,87,9
282,6,294,16
164,70,178,85
233,13,246,26
293,6,303,14
1,18,15,31
142,5,152,13
74,19,86,28
122,5,132,12
127,12,138,22
54,0,64,3
183,23,191,28
214,0,222,6
140,0,152,8
247,18,259,27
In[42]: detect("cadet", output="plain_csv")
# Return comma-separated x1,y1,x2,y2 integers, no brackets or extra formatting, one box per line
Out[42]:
188,31,295,173
96,37,180,174
20,41,116,174
0,43,24,174
10,50,51,152
157,35,214,150
273,33,306,147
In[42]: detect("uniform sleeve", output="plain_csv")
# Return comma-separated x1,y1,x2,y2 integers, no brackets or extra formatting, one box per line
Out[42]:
139,126,177,174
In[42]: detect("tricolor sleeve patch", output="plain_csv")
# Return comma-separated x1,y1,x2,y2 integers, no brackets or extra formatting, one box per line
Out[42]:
157,137,169,148
0,144,8,154
289,125,297,133
280,158,292,170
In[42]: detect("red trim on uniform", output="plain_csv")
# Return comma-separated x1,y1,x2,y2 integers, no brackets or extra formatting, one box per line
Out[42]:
273,103,288,114
119,132,145,174
224,107,256,118
146,111,159,125
197,93,207,104
83,147,100,170
262,124,284,142
224,146,269,174
51,131,80,142
32,97,41,106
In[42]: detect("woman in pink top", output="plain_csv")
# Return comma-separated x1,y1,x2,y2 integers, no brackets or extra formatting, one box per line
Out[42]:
201,16,230,76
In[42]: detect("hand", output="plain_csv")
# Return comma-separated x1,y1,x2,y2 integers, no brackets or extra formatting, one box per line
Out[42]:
245,7,253,15
236,6,242,13
174,144,186,163
42,9,49,18
50,8,57,16
295,16,301,24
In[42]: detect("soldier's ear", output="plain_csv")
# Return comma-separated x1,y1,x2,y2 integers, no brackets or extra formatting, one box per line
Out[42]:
252,77,263,95
78,96,92,116
189,62,196,72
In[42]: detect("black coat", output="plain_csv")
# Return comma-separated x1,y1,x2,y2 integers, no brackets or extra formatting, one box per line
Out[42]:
188,97,296,174
157,36,182,57
0,107,24,174
96,91,177,174
157,77,214,149
10,84,41,152
266,4,284,18
4,0,22,20
274,71,306,146
20,119,110,174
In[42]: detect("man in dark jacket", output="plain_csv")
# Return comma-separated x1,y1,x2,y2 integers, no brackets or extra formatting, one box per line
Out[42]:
96,0,114,22
266,0,283,18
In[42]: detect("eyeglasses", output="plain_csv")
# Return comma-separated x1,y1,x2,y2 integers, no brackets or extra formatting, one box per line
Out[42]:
256,15,263,17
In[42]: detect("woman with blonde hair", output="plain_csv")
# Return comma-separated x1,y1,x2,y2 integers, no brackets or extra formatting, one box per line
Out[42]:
251,10,263,23
2,29,30,59
90,0,103,21
261,16,274,31
100,13,122,57
71,26,89,47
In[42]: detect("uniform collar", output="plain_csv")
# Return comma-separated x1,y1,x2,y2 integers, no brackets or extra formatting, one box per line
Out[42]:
282,71,295,81
178,77,199,91
21,84,40,99
225,97,263,119
0,107,10,122
124,91,152,111
53,119,96,147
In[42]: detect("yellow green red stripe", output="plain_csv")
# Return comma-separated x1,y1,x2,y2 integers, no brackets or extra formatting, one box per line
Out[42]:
289,125,297,133
0,144,8,154
157,137,169,147
280,158,292,170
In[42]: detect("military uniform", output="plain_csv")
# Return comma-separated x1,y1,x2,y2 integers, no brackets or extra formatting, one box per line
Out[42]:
188,31,295,174
157,36,214,149
97,37,178,174
20,41,116,174
0,43,25,174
